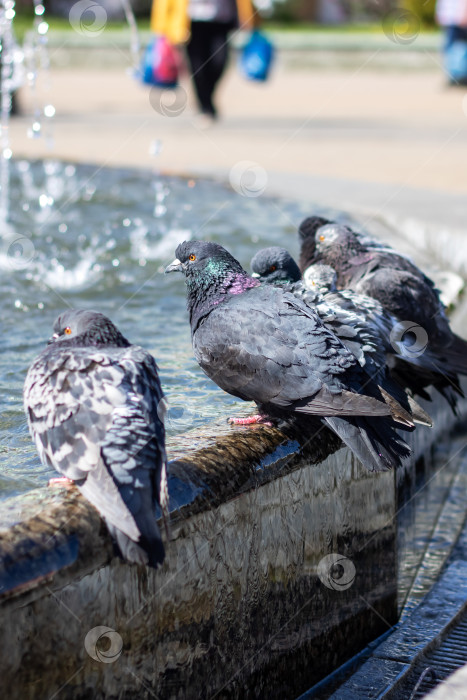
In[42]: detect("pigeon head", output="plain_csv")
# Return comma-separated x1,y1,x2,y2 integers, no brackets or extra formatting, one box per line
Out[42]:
166,240,259,328
250,247,301,285
298,216,332,272
50,309,130,347
166,240,244,277
303,264,338,294
298,216,331,242
314,224,364,257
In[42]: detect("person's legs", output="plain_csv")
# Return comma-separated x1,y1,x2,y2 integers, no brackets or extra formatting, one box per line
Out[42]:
186,21,231,117
445,25,467,50
186,22,214,115
205,22,231,95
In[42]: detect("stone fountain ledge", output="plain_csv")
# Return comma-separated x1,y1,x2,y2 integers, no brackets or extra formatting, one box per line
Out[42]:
1,378,467,699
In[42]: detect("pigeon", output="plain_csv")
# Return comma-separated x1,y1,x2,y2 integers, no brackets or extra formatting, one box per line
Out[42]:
251,246,302,286
298,216,409,275
299,220,467,412
166,240,413,473
298,215,332,273
251,248,432,426
24,309,168,568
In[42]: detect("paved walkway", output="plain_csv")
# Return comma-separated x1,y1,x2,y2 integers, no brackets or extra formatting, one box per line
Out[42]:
9,53,467,227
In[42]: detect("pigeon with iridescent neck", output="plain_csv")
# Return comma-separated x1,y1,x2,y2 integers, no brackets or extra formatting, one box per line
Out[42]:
24,309,168,569
166,240,413,473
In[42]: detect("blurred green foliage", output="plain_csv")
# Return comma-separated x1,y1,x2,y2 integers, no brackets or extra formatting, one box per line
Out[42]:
403,0,437,25
269,0,437,25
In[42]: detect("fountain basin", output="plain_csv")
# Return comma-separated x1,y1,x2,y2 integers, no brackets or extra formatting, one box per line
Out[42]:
1,382,466,699
1,160,467,698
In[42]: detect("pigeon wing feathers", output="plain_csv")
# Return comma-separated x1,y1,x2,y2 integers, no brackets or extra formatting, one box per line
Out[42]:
24,349,119,481
25,346,167,544
193,289,391,417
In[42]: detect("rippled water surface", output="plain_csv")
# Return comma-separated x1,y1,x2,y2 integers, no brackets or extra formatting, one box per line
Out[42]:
0,159,343,501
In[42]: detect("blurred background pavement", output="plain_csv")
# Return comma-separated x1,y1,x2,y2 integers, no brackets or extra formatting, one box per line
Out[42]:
8,3,467,229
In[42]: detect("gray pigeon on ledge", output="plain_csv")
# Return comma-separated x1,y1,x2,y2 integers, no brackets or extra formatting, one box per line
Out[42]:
166,240,413,473
298,220,467,412
24,309,168,569
250,249,432,427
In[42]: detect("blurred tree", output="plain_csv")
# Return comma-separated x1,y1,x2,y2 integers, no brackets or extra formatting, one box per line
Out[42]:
403,0,436,25
270,0,319,23
269,0,436,24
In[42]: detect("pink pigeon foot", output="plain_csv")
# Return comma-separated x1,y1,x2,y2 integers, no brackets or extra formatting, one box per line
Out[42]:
48,476,74,487
228,414,273,427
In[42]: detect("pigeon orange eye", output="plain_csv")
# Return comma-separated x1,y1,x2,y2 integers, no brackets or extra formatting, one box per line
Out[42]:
270,265,276,272
64,327,72,335
189,254,196,261
319,235,325,241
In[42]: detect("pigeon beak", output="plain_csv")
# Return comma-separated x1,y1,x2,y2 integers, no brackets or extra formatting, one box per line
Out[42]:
251,272,261,278
165,258,183,274
47,333,59,345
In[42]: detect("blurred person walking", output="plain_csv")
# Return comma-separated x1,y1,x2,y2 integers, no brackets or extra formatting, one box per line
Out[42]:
436,0,467,84
151,0,256,123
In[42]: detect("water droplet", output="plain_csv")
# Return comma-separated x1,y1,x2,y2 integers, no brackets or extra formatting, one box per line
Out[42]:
3,148,12,160
5,9,15,20
123,218,131,227
38,302,44,309
44,104,55,118
149,140,162,156
112,259,120,267
14,300,21,308
58,223,67,233
35,4,45,15
39,194,51,208
37,22,49,35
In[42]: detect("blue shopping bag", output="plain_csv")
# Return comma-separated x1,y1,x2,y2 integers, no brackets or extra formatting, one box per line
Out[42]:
240,31,274,82
445,40,467,82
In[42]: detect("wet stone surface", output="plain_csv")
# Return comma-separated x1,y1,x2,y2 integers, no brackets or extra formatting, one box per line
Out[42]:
0,420,398,700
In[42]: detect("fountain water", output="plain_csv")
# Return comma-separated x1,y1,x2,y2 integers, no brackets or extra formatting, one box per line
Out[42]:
0,0,25,225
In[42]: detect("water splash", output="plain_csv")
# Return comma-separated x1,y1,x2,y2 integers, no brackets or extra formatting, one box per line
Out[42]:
120,0,141,72
0,0,25,226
